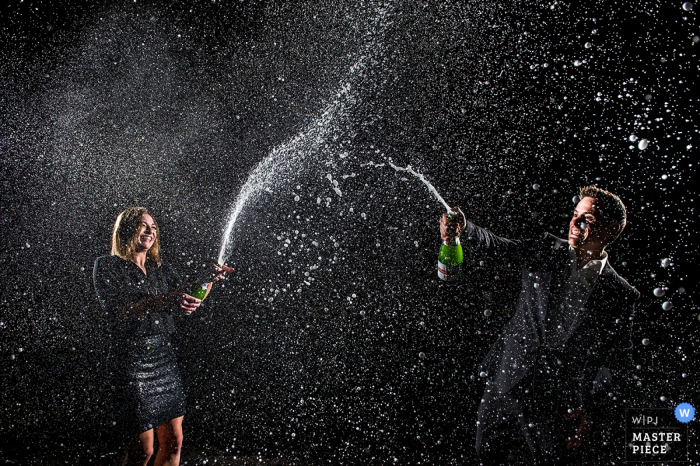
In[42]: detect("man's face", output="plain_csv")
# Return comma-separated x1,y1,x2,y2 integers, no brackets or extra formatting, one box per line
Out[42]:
568,197,618,252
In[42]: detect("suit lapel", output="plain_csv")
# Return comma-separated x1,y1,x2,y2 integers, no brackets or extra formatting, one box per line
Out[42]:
538,239,570,343
571,262,615,334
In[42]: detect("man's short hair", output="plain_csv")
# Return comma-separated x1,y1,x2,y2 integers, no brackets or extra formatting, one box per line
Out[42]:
579,185,627,243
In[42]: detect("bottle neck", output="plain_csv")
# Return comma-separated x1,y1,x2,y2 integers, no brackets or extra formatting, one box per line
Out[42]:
193,268,213,286
443,237,460,247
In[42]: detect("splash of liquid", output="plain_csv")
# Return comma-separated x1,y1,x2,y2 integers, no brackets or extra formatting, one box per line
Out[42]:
216,81,357,265
384,161,512,247
387,162,451,211
217,5,394,265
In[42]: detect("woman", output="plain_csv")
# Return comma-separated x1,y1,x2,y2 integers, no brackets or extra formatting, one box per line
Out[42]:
93,207,232,466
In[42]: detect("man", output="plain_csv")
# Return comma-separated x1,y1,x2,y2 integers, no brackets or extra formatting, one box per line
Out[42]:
441,186,639,464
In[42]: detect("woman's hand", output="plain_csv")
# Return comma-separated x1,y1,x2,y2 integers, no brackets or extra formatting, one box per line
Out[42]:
210,263,234,282
180,292,203,315
440,206,467,241
168,284,203,315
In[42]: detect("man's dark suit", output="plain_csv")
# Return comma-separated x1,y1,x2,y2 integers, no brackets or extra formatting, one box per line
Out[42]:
474,233,640,463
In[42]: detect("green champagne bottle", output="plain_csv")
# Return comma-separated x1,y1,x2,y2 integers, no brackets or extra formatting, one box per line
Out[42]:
188,281,210,300
188,270,212,300
437,212,463,282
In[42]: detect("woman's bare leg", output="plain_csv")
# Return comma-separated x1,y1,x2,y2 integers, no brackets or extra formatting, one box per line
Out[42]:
123,429,154,466
154,416,184,466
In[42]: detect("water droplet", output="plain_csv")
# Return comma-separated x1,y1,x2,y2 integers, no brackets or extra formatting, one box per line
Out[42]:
653,288,665,297
660,396,667,401
574,60,582,67
629,134,638,142
661,258,671,268
584,42,592,48
418,352,426,359
484,309,492,317
682,2,693,11
642,338,650,346
532,183,540,190
638,139,649,150
662,301,673,311
479,371,488,378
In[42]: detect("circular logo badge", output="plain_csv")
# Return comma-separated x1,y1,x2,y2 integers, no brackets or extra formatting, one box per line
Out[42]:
674,403,695,423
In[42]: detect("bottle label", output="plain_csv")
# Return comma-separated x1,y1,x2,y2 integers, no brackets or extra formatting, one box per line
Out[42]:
443,237,460,247
438,260,461,281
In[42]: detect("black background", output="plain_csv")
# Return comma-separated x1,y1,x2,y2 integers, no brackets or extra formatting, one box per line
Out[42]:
1,0,698,464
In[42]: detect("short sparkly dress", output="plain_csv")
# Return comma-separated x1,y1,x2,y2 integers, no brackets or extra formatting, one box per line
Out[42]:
93,255,186,434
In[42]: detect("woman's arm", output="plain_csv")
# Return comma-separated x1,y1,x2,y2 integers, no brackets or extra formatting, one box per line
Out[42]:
93,257,202,320
120,287,200,320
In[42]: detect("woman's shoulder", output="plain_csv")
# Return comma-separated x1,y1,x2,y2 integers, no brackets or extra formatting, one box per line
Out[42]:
95,254,122,265
94,255,128,272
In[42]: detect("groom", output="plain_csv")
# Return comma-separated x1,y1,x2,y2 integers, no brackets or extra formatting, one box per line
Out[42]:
441,186,639,464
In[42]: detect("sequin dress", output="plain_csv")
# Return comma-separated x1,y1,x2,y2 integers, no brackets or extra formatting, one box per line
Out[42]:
93,255,186,434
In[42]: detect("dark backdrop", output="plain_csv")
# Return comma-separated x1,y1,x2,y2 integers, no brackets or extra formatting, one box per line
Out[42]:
1,0,697,464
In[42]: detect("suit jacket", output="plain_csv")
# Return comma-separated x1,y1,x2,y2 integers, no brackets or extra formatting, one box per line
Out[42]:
474,233,640,451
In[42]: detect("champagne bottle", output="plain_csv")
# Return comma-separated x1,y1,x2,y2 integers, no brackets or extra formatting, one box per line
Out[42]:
437,211,463,282
187,269,212,300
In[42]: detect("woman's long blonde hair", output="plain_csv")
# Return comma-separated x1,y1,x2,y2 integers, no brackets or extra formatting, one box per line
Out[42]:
110,207,162,266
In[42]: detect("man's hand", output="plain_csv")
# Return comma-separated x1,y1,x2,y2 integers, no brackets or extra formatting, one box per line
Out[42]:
564,407,593,450
440,206,466,241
